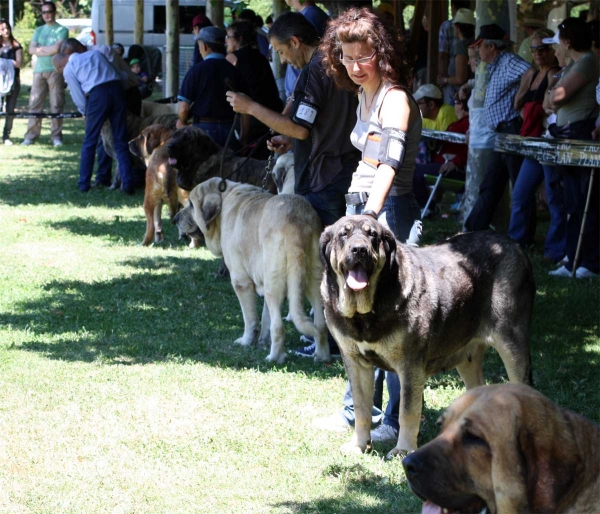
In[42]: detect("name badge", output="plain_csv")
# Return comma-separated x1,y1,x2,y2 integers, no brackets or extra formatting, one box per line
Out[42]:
295,101,318,125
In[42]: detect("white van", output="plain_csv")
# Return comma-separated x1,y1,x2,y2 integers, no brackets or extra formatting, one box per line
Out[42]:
90,0,221,47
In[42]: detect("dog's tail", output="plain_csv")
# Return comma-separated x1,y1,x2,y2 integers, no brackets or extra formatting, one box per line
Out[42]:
286,235,329,362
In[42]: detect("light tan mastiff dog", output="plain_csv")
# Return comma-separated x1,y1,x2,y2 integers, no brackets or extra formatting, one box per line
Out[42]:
181,178,327,364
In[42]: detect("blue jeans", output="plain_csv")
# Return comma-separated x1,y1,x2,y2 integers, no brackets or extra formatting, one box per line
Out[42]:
78,81,132,192
341,192,421,431
193,121,234,148
509,158,566,262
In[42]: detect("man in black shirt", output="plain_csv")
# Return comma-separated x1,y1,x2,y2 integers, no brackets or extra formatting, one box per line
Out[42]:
226,12,359,227
177,27,247,147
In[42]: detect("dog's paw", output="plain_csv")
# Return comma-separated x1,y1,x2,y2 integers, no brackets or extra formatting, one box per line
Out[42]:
282,312,293,322
340,440,372,455
385,447,410,461
313,351,331,363
265,352,286,365
234,336,255,346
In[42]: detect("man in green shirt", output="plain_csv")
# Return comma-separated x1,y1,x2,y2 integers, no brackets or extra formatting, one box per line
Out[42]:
22,1,68,147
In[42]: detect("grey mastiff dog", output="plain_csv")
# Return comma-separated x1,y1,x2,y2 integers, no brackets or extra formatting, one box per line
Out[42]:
319,215,534,459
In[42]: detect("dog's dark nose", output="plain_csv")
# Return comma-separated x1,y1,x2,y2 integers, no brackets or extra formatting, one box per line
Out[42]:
350,244,368,258
402,452,423,479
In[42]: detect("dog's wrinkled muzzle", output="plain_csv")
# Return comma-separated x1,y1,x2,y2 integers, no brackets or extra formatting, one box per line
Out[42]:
342,240,374,291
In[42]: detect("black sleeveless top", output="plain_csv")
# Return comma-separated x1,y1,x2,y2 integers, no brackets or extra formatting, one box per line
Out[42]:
0,43,21,80
523,69,556,103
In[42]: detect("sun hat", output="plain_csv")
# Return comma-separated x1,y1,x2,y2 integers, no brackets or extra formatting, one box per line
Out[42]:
414,84,443,102
453,8,475,26
195,26,226,44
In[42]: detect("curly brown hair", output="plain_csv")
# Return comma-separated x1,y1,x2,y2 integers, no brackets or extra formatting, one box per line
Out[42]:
319,7,412,93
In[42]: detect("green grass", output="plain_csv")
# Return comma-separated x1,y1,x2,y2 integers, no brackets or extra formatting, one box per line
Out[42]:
0,73,598,513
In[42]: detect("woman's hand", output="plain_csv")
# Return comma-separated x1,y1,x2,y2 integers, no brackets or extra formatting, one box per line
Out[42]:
267,135,292,154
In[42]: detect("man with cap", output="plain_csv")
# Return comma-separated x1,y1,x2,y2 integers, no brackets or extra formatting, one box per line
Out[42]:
463,23,531,233
518,17,546,64
191,10,212,66
177,26,248,147
414,83,457,131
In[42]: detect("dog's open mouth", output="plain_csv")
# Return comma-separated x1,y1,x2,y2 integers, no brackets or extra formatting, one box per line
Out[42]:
421,500,488,514
168,157,177,166
345,264,369,291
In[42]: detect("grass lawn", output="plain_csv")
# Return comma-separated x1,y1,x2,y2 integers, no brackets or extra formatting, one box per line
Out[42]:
0,73,598,513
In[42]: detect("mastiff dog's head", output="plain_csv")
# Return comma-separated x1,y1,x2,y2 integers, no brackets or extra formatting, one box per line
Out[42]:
173,202,204,244
320,215,397,318
167,126,221,191
402,384,597,514
128,124,174,165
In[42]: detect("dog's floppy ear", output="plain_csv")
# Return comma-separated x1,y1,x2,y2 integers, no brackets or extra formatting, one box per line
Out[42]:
201,193,222,228
319,226,334,269
381,225,397,270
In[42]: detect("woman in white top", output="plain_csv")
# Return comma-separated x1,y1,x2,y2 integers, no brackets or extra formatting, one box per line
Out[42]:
315,7,421,444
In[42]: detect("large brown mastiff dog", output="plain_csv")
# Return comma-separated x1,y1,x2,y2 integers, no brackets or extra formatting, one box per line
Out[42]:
402,384,600,514
319,216,534,459
166,126,277,194
128,124,189,246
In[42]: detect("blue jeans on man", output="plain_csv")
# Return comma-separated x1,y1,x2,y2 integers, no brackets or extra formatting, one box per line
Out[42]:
78,80,133,193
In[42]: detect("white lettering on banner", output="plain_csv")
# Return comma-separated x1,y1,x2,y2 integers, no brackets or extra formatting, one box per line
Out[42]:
295,102,317,124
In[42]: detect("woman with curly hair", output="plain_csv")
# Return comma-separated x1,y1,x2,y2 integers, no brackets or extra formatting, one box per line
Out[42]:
313,7,422,445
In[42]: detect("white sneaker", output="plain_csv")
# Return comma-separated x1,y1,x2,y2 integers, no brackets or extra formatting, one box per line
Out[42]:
549,265,571,277
52,139,63,147
575,267,598,279
3,139,13,146
21,139,33,146
370,424,398,443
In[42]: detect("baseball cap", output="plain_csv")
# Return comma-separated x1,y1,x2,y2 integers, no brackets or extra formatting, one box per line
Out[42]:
453,8,475,26
129,58,140,65
414,84,442,102
195,26,226,44
470,23,508,47
192,14,211,29
542,32,560,45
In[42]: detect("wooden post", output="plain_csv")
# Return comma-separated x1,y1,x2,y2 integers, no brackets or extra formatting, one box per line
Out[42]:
206,0,224,29
134,0,144,45
165,0,179,98
105,0,113,46
271,0,288,82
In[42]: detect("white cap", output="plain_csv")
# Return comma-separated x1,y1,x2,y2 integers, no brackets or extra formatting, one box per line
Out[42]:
414,84,443,101
542,33,560,45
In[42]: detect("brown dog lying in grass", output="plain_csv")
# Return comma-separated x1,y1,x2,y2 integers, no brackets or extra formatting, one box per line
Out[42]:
128,124,190,246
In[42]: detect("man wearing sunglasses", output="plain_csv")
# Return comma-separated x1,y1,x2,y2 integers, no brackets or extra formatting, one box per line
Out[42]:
22,1,68,147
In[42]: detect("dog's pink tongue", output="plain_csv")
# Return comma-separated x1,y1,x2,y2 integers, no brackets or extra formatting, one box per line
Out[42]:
168,157,177,165
346,266,368,290
422,501,445,514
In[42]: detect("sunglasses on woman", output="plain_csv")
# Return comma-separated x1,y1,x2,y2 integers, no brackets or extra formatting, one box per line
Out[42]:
530,44,550,52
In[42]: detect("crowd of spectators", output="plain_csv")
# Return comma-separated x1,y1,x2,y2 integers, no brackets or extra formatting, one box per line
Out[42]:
1,1,598,278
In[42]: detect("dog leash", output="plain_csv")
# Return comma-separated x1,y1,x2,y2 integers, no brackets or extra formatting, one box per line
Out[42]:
218,130,273,189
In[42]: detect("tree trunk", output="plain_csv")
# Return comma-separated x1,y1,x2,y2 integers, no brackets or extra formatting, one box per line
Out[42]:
206,0,224,29
134,0,144,45
105,0,113,46
165,0,179,98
